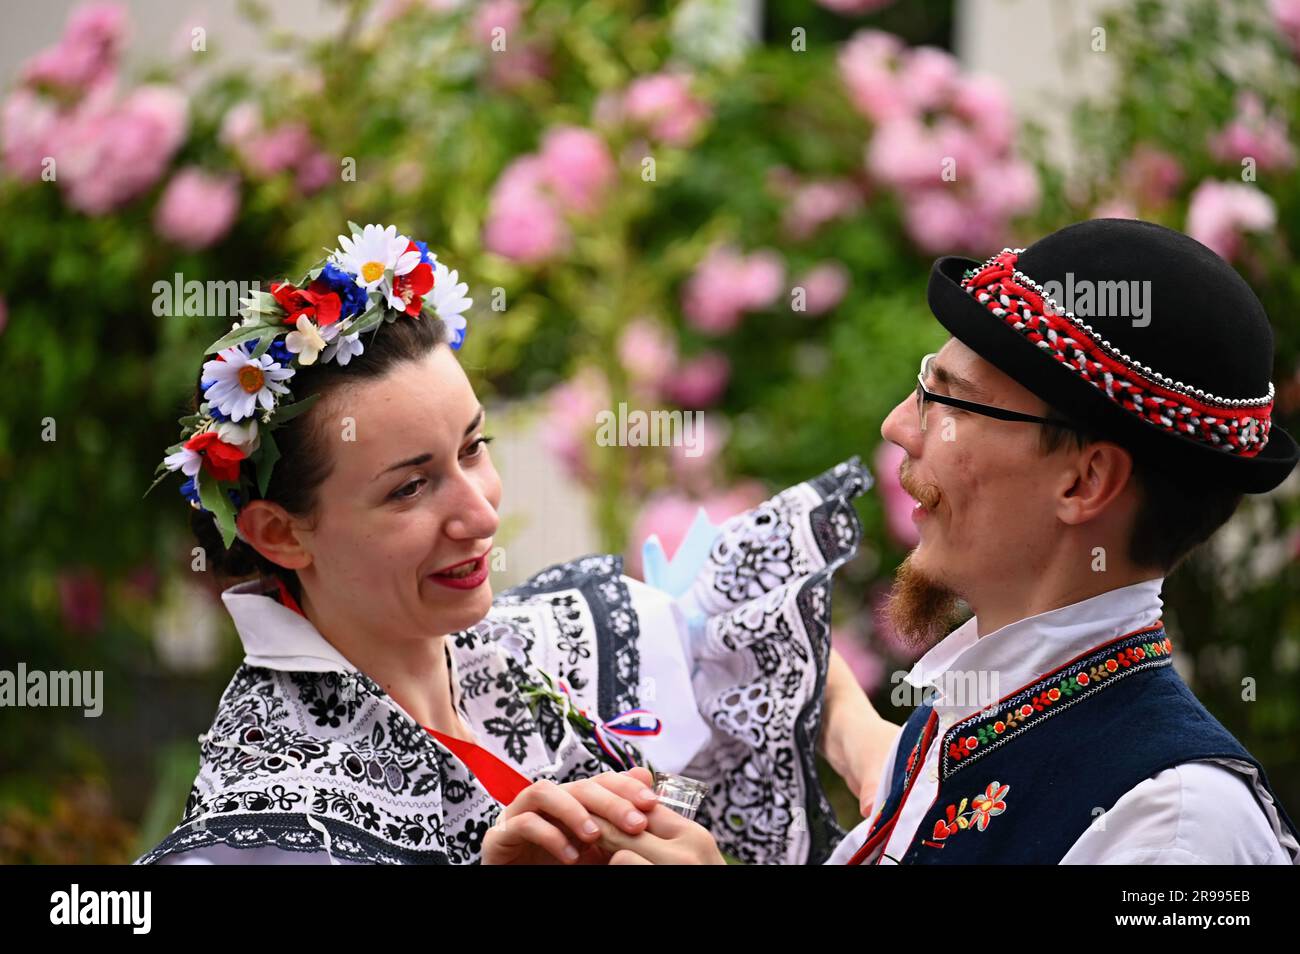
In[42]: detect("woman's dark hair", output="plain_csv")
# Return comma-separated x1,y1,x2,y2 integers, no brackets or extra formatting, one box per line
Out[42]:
189,311,450,604
1037,409,1244,575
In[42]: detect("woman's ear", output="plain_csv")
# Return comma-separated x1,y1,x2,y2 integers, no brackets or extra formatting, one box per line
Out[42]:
235,500,313,571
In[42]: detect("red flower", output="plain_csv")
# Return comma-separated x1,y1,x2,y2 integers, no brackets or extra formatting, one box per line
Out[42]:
270,280,342,328
391,243,434,316
185,430,247,482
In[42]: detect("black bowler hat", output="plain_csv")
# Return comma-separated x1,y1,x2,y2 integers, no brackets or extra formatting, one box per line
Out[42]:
926,218,1297,494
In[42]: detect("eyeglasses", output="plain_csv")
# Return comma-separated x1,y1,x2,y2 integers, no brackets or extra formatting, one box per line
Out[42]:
915,352,1085,434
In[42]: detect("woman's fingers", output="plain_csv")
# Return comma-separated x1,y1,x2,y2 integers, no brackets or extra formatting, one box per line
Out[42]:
509,779,602,844
609,849,653,865
496,810,583,864
569,777,654,834
590,814,673,862
590,770,659,810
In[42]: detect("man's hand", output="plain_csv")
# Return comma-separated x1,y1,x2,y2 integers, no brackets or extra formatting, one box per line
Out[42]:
821,647,902,818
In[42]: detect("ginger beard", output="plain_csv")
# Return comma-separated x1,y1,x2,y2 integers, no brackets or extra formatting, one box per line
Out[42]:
883,463,965,651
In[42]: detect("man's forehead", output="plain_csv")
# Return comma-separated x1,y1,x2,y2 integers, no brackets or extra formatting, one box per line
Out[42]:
934,338,1040,407
931,340,993,400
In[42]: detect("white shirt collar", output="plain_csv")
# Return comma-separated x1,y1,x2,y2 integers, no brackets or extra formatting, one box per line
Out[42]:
903,576,1166,713
220,579,469,718
222,579,357,674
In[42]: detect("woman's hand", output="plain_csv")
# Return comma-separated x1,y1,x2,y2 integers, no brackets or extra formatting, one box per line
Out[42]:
588,800,727,865
481,768,660,865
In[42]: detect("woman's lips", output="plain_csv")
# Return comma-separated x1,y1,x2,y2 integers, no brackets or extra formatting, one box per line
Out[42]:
428,552,491,590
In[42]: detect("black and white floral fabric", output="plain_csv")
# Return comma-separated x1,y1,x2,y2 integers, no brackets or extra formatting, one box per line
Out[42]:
136,458,871,866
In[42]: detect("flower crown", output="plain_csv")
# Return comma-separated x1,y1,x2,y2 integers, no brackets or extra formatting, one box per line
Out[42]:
147,222,472,548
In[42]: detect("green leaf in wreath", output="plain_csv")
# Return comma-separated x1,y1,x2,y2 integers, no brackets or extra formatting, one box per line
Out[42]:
270,391,321,425
196,470,238,548
205,321,280,355
256,428,280,497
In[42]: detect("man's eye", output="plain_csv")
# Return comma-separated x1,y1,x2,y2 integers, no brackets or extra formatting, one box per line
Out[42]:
463,435,494,459
392,478,426,499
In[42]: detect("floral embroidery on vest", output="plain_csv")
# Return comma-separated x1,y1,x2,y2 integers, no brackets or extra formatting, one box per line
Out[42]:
941,624,1172,781
923,780,1009,848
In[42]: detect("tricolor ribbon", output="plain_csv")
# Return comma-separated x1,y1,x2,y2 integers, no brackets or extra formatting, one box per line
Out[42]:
554,678,662,771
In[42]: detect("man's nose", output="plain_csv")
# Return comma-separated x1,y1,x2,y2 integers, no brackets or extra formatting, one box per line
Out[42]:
881,392,923,458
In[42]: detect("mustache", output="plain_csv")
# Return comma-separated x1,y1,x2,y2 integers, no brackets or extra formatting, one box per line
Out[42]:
898,460,942,509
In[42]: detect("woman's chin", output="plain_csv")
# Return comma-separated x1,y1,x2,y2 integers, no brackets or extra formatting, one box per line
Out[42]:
426,581,494,632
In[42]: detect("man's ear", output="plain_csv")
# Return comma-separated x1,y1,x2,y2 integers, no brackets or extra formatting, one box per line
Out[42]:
235,500,312,571
1057,441,1134,527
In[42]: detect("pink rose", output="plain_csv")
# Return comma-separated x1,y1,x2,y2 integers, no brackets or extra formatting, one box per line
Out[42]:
664,351,731,408
1,89,60,181
682,245,784,334
622,72,711,146
22,2,125,95
295,150,337,195
1186,179,1276,261
838,30,907,124
1208,92,1296,172
154,167,240,250
1121,144,1184,208
484,154,570,263
59,84,188,214
538,125,614,215
472,0,523,45
1271,0,1300,57
781,178,864,241
618,317,678,393
795,261,851,316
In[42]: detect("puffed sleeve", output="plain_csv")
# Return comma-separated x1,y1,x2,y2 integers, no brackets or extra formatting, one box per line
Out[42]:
640,457,873,865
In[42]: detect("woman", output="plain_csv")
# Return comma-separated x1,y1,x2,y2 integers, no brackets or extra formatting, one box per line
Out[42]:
138,223,897,865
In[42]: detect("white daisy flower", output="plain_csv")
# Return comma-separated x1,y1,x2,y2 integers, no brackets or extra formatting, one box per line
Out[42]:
163,444,203,476
202,347,295,422
216,418,260,454
321,328,365,366
430,261,472,346
331,223,420,293
284,315,329,365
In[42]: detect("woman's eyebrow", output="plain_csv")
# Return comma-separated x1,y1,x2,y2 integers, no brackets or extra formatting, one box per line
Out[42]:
464,406,484,437
930,361,989,401
372,407,485,482
374,452,433,481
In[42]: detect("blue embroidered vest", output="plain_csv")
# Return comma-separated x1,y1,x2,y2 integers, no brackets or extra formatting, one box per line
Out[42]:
850,623,1300,864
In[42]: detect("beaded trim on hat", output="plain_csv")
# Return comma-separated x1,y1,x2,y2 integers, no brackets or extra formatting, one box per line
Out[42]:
959,249,1273,457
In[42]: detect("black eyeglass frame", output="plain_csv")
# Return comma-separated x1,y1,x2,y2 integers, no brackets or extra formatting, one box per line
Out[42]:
915,352,1088,434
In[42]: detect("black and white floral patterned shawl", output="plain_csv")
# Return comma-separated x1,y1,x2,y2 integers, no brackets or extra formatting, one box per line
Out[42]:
136,458,871,866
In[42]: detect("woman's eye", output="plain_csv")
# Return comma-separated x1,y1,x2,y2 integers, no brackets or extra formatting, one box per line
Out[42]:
392,478,426,499
462,435,494,459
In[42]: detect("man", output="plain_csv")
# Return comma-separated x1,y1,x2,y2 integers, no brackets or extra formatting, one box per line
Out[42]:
828,217,1300,864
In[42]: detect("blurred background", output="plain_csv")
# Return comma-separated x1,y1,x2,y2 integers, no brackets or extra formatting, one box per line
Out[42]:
2,0,1299,863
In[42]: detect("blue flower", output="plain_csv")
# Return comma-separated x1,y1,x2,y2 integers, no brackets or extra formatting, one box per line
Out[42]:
413,240,436,267
241,337,294,366
208,404,231,423
317,262,369,319
179,477,203,508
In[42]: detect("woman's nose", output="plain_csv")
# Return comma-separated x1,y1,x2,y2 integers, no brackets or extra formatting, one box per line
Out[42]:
444,471,500,541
